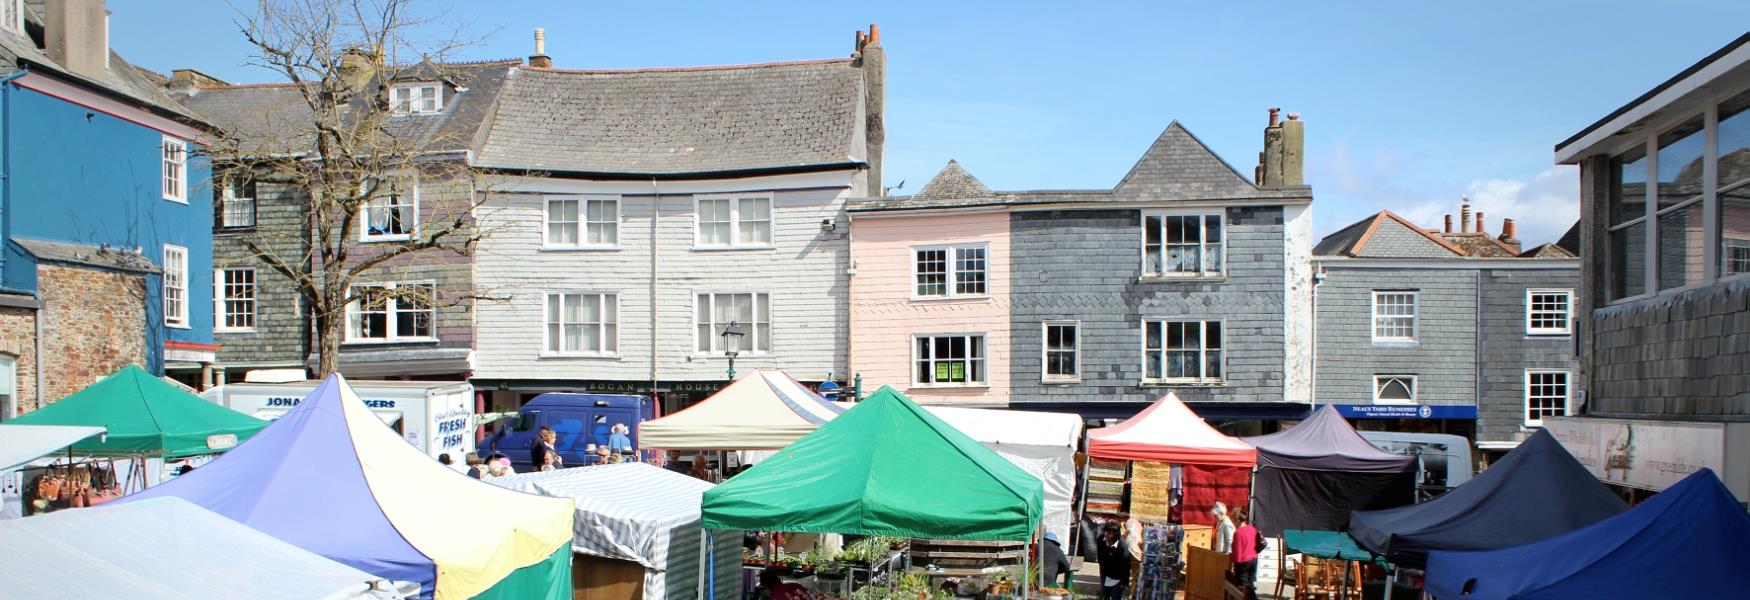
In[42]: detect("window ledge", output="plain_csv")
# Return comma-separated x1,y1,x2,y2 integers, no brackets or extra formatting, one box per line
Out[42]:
1042,378,1082,385
539,245,622,253
691,245,777,252
360,235,414,243
1371,339,1419,348
1140,380,1226,388
910,383,992,390
215,328,257,334
164,322,192,330
1138,275,1227,283
343,338,439,346
539,353,621,360
690,352,773,359
163,196,188,205
1524,331,1573,338
216,226,257,232
908,295,992,303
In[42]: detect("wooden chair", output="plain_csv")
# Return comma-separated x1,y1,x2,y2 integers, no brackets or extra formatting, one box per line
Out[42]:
1292,557,1361,600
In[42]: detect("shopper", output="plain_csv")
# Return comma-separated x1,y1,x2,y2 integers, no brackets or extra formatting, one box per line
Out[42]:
688,455,713,482
608,423,634,457
1231,509,1260,596
532,426,562,471
1212,502,1236,554
464,452,486,479
1041,531,1072,590
1096,521,1130,600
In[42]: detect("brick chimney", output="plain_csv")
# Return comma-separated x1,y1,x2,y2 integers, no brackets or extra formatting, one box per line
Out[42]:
528,28,552,68
1444,214,1453,234
1257,109,1305,188
1499,218,1520,246
338,46,382,97
854,24,886,194
1476,211,1486,234
45,0,108,81
169,69,227,89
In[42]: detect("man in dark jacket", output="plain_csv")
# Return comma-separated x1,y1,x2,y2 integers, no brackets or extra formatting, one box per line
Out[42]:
1095,521,1129,600
1041,532,1073,590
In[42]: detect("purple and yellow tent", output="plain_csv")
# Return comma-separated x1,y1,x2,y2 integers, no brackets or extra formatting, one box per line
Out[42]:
123,375,573,599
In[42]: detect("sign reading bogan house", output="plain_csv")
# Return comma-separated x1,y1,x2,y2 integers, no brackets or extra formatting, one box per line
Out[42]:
1543,416,1725,492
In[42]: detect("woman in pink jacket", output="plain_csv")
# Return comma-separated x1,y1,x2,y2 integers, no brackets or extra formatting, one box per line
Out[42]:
1230,509,1260,593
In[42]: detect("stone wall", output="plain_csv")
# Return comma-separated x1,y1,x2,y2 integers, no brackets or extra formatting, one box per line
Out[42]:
37,264,146,403
0,305,37,412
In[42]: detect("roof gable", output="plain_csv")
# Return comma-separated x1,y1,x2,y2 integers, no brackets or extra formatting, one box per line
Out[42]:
1319,211,1467,258
1113,122,1268,201
913,160,992,201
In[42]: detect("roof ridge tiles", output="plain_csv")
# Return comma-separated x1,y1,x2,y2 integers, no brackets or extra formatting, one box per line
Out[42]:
525,57,854,75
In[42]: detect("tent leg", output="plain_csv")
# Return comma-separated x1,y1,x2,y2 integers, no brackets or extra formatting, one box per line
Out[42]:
699,527,709,600
1383,569,1394,600
1071,436,1092,559
708,532,717,600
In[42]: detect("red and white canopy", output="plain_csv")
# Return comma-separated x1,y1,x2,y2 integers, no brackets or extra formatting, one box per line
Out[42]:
1088,392,1257,468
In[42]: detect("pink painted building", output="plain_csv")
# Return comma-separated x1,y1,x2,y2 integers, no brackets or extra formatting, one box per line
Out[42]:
848,161,1010,405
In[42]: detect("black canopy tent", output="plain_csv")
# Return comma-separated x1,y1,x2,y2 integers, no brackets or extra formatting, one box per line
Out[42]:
1244,406,1415,536
1347,430,1626,569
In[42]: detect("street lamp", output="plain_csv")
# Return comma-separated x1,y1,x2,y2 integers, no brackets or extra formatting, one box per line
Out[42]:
720,321,746,380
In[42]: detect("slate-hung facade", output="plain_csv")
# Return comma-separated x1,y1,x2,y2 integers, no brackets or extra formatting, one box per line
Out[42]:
1313,205,1581,455
1550,33,1750,501
468,27,886,415
849,113,1315,418
0,0,217,417
168,58,520,381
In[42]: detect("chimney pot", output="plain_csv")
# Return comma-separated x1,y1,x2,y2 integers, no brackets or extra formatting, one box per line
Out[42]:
1287,112,1300,121
1501,218,1518,242
1460,199,1472,233
1476,212,1486,234
1444,214,1453,234
1268,107,1281,127
534,28,546,55
868,24,880,44
528,28,552,68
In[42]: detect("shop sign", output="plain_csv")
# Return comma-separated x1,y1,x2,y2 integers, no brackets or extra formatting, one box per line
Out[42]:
206,433,237,450
1543,417,1725,492
1332,404,1477,420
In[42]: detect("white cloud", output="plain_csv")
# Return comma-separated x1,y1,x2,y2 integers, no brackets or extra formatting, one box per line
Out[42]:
1397,166,1579,245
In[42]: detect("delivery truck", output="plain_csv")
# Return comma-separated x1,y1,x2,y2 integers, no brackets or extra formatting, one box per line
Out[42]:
481,393,656,471
201,380,476,459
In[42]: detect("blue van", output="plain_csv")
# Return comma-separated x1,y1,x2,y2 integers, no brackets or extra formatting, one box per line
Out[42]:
482,394,656,471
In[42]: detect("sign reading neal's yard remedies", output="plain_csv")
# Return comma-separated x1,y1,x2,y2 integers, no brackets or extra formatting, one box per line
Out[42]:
1544,416,1725,492
1333,404,1477,419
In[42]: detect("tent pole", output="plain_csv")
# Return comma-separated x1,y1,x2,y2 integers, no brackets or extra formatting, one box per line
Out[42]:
698,527,709,600
1382,569,1394,600
708,532,717,600
1072,440,1091,560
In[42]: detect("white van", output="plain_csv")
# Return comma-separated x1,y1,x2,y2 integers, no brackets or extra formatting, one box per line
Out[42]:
201,380,476,459
1358,431,1474,501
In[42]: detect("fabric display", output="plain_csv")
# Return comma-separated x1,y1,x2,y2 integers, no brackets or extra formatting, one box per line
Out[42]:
1129,461,1173,522
1085,458,1128,516
1179,465,1251,527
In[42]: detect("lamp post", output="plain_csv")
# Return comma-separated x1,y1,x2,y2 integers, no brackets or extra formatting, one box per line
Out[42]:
720,321,746,381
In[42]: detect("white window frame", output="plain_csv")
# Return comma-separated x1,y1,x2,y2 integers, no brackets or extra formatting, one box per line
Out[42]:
1726,238,1750,276
2,0,23,35
1372,375,1418,405
162,136,187,203
911,243,990,300
1042,320,1080,383
219,176,256,228
693,292,773,355
344,281,438,344
390,82,443,115
912,333,989,388
543,196,619,250
692,194,775,250
541,291,619,357
1371,291,1418,342
358,178,418,242
1525,289,1574,335
1141,209,1226,278
1524,370,1572,427
162,245,189,328
1141,318,1225,384
214,268,256,333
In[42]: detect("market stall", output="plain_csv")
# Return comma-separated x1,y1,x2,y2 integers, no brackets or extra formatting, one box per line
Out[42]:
921,405,1083,544
1348,430,1625,569
703,386,1046,598
1244,405,1415,536
6,365,268,458
638,369,845,452
1086,392,1256,526
1425,468,1750,600
0,424,105,473
489,463,741,600
121,374,575,600
0,496,413,599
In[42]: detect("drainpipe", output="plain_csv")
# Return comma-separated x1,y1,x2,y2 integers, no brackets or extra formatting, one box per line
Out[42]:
649,178,659,413
0,68,40,414
1310,264,1325,409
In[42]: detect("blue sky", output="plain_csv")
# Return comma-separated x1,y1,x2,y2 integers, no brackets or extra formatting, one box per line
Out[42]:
111,1,1750,244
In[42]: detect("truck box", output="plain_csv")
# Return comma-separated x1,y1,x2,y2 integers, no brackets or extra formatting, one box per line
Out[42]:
201,380,476,459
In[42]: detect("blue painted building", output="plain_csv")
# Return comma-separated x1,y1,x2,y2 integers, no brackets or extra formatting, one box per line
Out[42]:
0,0,215,416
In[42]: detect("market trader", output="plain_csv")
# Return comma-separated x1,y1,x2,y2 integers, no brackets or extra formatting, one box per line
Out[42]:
1096,521,1130,600
1041,532,1073,590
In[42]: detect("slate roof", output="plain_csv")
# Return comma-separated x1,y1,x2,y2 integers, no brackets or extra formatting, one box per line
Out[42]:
1555,221,1581,255
1439,232,1522,258
1520,242,1578,258
849,121,1309,213
13,238,160,274
0,5,204,124
1314,211,1467,258
171,60,519,157
913,160,993,201
474,59,866,175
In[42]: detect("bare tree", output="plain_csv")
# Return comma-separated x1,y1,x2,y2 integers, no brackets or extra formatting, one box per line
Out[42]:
212,0,502,376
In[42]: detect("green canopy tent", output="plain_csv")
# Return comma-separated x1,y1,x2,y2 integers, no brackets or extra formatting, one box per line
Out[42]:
7,365,267,459
702,386,1044,597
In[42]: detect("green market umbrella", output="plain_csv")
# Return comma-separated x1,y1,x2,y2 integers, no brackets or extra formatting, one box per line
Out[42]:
702,386,1043,541
8,365,267,458
1283,529,1391,568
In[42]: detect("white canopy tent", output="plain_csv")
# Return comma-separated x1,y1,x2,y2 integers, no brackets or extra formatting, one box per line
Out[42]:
922,406,1084,543
0,424,105,473
490,463,740,600
0,497,411,599
638,370,845,450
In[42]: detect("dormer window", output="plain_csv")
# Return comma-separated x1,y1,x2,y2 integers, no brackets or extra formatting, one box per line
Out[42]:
2,0,22,36
390,82,442,115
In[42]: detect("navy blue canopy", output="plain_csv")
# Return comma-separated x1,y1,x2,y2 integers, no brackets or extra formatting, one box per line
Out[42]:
1348,429,1625,568
1244,406,1415,536
1426,469,1750,600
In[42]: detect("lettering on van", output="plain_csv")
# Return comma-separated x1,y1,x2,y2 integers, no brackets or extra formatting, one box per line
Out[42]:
436,416,469,450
